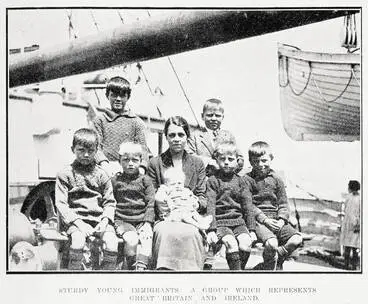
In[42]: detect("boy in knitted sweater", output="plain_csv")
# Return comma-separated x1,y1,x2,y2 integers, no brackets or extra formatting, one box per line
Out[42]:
93,76,150,177
155,167,212,230
112,142,155,270
247,141,303,270
55,128,118,271
206,143,259,270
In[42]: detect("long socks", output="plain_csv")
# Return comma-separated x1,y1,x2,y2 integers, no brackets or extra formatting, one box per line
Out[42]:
262,249,277,270
226,251,241,270
126,255,137,270
101,250,118,270
68,248,84,271
276,246,289,270
239,250,251,270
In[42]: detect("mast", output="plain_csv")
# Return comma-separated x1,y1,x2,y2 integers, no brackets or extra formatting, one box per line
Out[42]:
9,10,356,88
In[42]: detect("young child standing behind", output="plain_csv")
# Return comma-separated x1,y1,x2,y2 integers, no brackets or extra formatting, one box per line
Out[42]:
55,128,118,271
112,142,155,270
247,141,303,270
206,143,259,270
155,167,212,230
187,98,244,176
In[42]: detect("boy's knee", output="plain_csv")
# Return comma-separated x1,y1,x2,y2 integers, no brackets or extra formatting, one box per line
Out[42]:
222,235,239,252
237,234,252,251
264,238,278,251
103,232,119,252
123,231,139,248
70,231,86,250
288,234,303,247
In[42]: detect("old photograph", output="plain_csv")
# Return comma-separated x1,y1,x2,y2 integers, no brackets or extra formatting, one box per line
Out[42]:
2,3,365,304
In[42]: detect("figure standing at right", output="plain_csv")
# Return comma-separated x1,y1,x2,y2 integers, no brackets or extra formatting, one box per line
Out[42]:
340,180,360,270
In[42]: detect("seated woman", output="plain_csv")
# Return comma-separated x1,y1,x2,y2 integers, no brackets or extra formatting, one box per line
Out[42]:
147,116,207,270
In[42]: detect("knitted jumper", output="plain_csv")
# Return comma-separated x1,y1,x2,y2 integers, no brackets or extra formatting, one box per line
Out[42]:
93,108,149,167
247,169,290,223
206,171,259,231
55,161,116,226
112,172,155,224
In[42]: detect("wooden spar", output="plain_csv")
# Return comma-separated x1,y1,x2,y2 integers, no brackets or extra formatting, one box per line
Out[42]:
9,9,357,87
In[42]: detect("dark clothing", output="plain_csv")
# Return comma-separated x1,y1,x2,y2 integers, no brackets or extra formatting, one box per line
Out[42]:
206,171,260,231
147,149,207,270
187,127,244,175
247,170,290,223
93,108,149,167
112,172,155,225
147,149,207,212
217,225,250,240
55,161,116,227
255,222,299,244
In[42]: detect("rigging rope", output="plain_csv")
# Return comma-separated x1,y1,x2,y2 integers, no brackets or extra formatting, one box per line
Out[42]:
351,67,360,86
117,11,124,24
90,10,100,31
66,10,78,39
167,57,201,127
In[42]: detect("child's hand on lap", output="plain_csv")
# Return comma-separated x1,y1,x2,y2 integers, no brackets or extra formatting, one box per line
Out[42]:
207,231,218,245
74,219,94,237
115,225,126,238
249,231,257,243
94,217,109,234
275,219,286,231
264,218,282,233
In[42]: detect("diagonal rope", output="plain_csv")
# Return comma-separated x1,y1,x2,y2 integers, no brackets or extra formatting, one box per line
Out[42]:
167,56,200,127
66,9,78,39
90,10,100,31
117,10,124,24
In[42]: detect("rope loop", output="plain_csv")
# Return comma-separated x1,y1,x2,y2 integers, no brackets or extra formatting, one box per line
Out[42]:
287,61,312,96
311,65,354,103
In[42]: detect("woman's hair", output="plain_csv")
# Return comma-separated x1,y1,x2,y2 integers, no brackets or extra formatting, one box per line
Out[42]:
213,142,238,159
348,180,360,192
72,128,99,149
163,116,190,138
118,142,143,158
248,141,274,160
105,76,131,99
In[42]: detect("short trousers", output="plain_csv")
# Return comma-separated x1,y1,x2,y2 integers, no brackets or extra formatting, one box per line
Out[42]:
67,220,115,235
256,222,300,245
217,224,250,240
115,221,142,235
